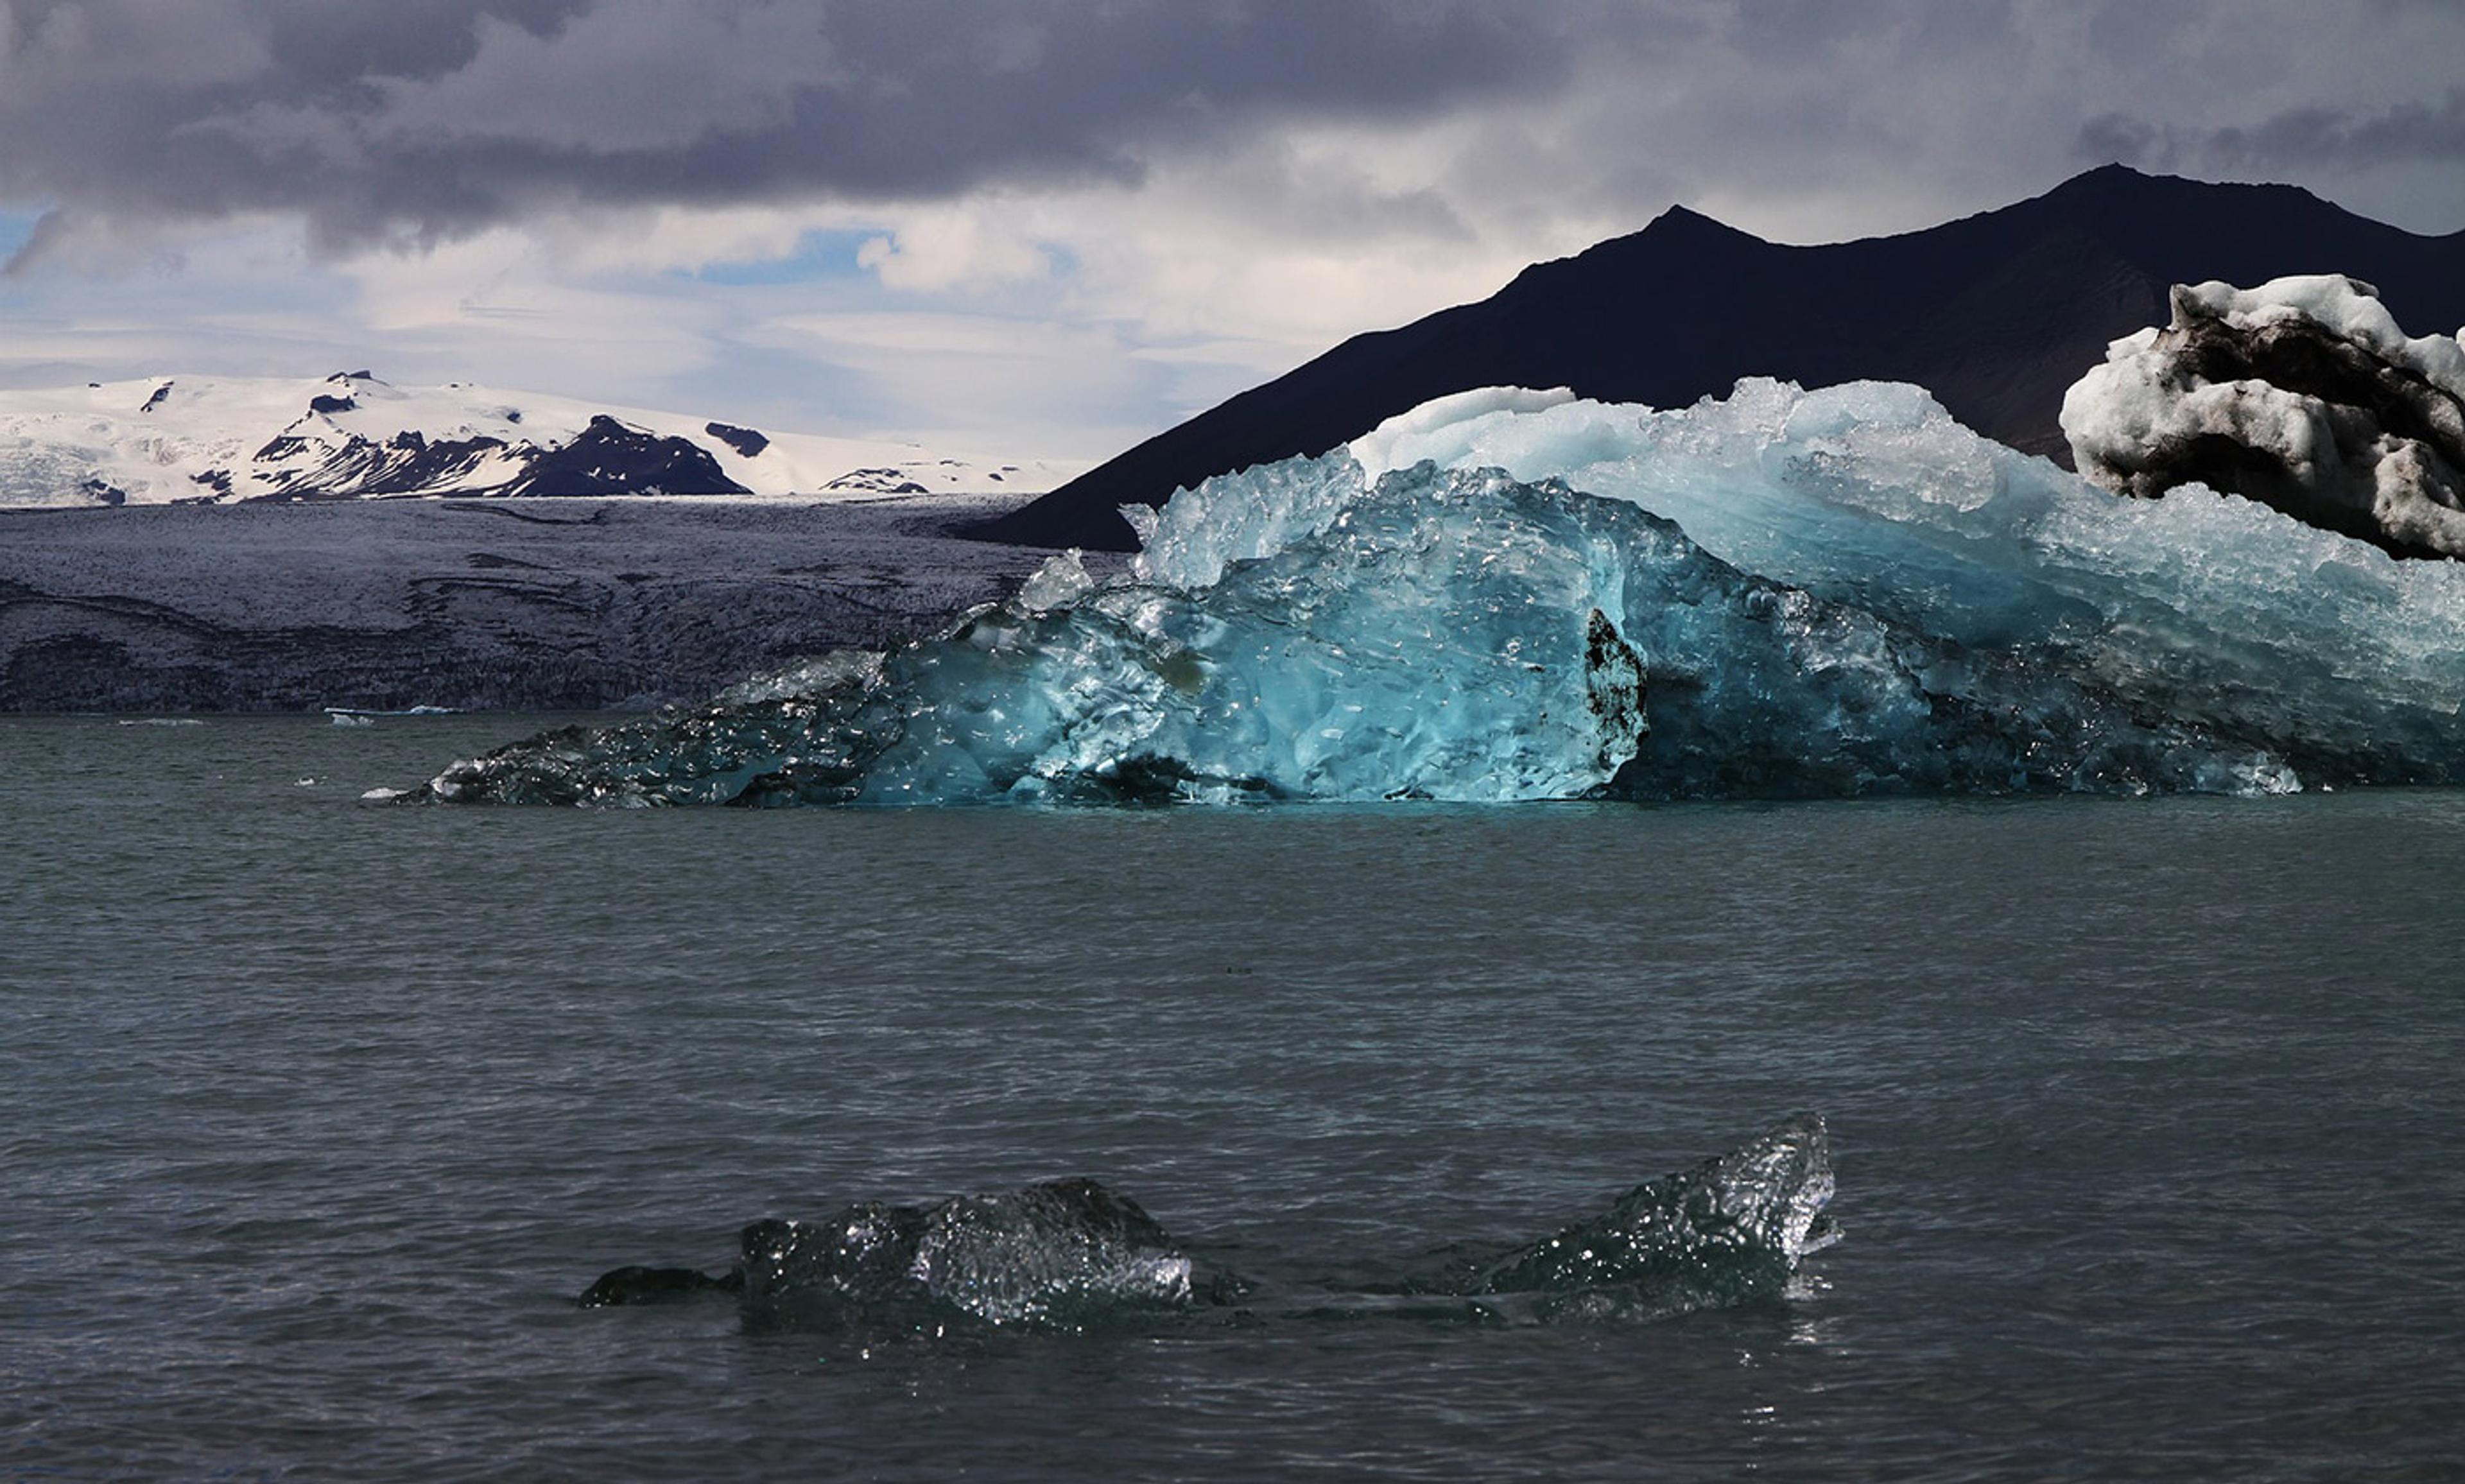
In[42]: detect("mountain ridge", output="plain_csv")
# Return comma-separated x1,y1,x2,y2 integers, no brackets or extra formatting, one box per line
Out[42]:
978,165,2465,550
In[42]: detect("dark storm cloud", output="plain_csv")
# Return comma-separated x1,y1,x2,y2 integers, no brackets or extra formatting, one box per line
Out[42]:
0,0,1598,253
2082,91,2465,175
6,0,2461,270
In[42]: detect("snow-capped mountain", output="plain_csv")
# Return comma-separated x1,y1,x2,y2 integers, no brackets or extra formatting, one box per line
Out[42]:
0,372,1075,506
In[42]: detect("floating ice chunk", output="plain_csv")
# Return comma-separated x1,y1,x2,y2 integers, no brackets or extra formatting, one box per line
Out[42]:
1458,1112,1836,1322
737,1178,1197,1331
586,1117,1840,1333
1263,375,2465,759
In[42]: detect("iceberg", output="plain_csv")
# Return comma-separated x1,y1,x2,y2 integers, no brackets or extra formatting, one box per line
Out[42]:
419,377,2465,806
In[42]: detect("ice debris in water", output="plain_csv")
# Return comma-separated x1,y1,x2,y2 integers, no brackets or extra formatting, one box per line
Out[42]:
2061,274,2465,558
1448,1110,1837,1324
736,1178,1198,1332
581,1116,1838,1332
420,377,2465,806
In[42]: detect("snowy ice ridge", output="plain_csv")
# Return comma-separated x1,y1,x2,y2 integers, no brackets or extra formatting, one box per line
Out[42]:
420,379,2465,805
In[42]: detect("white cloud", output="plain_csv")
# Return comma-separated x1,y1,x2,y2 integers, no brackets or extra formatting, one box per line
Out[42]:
544,203,854,275
854,208,1054,293
750,307,1149,452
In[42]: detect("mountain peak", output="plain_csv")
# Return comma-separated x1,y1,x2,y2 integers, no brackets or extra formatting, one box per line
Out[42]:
2061,160,2159,187
1507,201,1767,288
2025,162,2365,231
1650,202,1735,229
1637,201,1766,245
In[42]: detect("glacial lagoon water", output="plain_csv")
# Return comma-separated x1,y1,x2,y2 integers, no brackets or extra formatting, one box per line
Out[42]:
7,712,2465,1480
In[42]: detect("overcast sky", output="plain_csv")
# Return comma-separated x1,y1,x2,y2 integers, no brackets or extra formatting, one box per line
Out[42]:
3,0,2463,462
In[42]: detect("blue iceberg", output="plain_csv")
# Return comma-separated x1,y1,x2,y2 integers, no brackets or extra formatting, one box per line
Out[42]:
419,380,2465,806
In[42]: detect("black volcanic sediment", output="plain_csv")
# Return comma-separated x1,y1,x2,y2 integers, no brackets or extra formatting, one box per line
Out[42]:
982,166,2465,551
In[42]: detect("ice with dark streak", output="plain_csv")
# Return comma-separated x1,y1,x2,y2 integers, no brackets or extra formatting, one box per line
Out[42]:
419,378,2465,806
587,1115,1840,1333
2060,275,2465,559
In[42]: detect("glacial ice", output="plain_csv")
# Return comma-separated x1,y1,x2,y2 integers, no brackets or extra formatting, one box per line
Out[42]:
585,1116,1839,1333
422,377,2465,806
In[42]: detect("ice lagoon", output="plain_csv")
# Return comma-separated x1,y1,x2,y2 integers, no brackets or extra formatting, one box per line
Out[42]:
7,711,2463,1479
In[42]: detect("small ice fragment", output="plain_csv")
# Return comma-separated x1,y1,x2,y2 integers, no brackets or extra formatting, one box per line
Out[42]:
1014,549,1094,612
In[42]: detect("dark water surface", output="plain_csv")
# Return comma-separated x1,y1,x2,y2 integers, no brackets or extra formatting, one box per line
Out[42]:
5,715,2462,1481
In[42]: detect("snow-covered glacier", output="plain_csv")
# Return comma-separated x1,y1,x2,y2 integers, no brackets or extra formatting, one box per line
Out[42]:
418,379,2465,806
0,371,1069,506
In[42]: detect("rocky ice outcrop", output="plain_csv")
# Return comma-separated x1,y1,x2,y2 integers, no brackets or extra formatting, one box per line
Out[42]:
2062,276,2465,558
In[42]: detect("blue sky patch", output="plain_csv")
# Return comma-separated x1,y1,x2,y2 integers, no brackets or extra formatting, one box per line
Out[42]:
0,207,50,267
686,229,883,288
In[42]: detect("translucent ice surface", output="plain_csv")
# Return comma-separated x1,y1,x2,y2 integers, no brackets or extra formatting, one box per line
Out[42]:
422,379,2465,806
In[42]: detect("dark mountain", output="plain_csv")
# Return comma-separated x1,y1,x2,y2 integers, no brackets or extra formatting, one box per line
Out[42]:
497,415,748,497
978,166,2465,551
